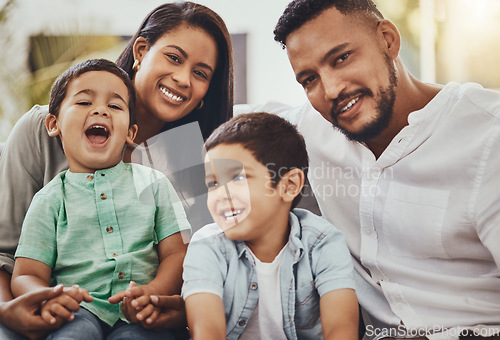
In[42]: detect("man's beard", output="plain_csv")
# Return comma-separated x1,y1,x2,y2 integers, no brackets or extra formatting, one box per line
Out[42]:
329,55,398,143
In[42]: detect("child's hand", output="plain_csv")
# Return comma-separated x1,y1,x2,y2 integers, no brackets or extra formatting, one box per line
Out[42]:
109,281,158,326
40,285,93,325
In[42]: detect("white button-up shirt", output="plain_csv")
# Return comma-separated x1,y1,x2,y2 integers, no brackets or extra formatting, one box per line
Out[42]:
236,82,500,339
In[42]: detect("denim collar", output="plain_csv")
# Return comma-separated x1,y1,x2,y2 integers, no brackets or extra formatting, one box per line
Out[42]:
233,211,305,262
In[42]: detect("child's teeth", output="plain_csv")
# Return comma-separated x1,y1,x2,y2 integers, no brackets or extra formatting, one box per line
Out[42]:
224,210,241,219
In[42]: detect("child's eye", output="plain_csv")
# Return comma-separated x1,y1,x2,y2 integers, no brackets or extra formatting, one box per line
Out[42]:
76,101,91,106
233,174,247,182
108,104,122,110
206,181,219,190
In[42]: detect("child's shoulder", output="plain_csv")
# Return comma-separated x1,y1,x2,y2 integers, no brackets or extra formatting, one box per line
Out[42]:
31,170,67,203
190,223,225,243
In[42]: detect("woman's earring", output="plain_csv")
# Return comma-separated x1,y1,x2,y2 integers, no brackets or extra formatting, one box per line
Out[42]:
196,99,204,110
132,59,140,72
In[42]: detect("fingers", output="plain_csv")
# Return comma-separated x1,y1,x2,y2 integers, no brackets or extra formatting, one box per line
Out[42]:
41,308,57,325
108,290,128,304
145,308,160,326
136,303,155,321
109,281,138,304
21,284,64,307
61,285,93,304
150,294,184,310
49,303,75,322
121,297,137,323
131,294,150,310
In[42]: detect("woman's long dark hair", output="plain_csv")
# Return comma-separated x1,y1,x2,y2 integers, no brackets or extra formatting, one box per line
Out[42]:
117,1,234,140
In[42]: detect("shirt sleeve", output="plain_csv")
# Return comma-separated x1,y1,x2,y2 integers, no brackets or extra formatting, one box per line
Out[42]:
14,188,59,268
182,233,228,299
0,105,67,252
311,226,356,297
474,125,500,270
154,174,192,242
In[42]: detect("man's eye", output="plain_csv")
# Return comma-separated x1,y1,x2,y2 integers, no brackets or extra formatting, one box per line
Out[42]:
301,76,316,88
335,53,350,65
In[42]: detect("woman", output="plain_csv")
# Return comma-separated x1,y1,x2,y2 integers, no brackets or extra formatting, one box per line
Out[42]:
0,2,233,338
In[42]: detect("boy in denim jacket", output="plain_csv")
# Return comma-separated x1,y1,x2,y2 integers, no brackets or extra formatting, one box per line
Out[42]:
182,112,358,339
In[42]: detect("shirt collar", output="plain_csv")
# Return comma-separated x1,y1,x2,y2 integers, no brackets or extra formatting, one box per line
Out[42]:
64,161,126,183
234,211,304,261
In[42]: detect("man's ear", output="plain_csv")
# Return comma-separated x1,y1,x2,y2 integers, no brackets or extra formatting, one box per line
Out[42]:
377,19,401,60
279,168,305,204
45,114,61,137
126,124,138,146
133,37,150,64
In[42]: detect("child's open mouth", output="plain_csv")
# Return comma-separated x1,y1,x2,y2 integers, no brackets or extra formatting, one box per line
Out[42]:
85,125,110,145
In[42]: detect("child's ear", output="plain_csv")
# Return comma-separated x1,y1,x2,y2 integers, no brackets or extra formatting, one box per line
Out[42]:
279,168,305,204
45,114,61,137
126,124,138,145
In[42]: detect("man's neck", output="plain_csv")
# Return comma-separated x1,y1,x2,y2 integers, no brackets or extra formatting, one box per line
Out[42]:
366,61,442,159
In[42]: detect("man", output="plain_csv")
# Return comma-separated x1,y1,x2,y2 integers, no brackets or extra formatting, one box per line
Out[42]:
238,0,500,339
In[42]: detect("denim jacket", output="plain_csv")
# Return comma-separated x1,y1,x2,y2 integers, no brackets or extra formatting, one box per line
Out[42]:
182,208,356,340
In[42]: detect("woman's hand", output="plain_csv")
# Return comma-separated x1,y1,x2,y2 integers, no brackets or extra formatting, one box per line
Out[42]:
0,285,64,340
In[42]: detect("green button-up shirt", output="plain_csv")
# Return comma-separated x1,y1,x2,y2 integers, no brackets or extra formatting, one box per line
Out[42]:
16,161,191,326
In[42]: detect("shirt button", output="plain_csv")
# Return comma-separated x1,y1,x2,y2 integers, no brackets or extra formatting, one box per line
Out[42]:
100,193,107,200
106,226,114,233
112,253,118,257
364,229,372,236
118,272,125,279
86,175,93,181
250,283,258,290
238,320,246,327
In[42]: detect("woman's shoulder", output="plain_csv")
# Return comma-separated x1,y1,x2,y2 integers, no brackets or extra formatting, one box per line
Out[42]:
14,105,50,133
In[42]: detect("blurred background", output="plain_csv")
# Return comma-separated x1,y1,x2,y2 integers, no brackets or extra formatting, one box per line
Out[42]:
1,0,499,142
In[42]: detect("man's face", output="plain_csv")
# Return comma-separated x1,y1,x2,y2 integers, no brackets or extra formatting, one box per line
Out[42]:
286,7,398,143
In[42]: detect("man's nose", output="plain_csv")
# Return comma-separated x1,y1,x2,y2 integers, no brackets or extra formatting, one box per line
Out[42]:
322,70,345,101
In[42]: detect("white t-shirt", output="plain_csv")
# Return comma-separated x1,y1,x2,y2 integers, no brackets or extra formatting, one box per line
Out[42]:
239,245,288,340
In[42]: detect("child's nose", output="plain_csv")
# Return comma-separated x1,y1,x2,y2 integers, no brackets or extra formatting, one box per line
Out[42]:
92,106,109,117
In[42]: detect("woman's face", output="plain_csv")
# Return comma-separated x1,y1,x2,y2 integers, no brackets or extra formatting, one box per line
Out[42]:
133,24,218,123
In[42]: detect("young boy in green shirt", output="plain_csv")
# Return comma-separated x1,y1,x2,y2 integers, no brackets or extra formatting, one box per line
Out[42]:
12,59,190,340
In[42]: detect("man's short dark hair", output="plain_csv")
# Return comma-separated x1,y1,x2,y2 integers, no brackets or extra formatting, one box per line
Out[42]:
49,58,136,126
274,0,384,48
205,112,309,209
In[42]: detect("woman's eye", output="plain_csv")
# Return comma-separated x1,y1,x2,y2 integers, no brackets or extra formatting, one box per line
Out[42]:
167,54,181,63
194,70,208,80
